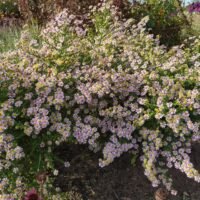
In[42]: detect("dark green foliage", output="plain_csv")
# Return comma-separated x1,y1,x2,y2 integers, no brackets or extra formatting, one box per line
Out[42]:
130,0,190,47
0,0,20,17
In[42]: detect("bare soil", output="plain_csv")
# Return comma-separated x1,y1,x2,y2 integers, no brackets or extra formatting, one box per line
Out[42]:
55,143,200,200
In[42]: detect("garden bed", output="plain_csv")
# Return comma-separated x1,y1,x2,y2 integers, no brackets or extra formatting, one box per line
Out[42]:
55,143,200,200
0,1,200,199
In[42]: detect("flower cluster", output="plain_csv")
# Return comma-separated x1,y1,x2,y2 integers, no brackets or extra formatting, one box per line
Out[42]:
0,0,200,198
188,2,200,13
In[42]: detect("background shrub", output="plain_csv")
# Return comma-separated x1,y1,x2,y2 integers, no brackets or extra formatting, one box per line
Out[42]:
0,0,20,18
131,0,190,47
18,0,131,24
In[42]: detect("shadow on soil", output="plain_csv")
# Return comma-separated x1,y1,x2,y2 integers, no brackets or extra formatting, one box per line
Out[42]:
55,143,200,200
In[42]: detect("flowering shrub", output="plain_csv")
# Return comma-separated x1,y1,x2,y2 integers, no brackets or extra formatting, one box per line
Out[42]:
188,2,200,13
0,0,200,198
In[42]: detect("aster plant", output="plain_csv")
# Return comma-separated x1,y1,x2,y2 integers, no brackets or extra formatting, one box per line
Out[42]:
0,0,200,198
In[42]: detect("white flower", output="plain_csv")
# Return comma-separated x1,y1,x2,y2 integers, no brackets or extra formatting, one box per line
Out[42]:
53,169,59,176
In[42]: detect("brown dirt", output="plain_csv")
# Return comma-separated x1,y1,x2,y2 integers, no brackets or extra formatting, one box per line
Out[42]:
55,143,200,200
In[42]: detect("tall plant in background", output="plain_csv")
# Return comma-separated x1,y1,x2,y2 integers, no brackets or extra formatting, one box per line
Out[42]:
17,0,101,23
131,0,190,47
16,0,130,23
17,0,32,20
0,0,20,18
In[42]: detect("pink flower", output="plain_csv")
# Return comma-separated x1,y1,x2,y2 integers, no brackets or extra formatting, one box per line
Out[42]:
23,188,42,200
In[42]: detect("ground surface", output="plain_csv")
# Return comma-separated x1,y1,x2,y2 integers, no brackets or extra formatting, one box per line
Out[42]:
55,143,200,200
